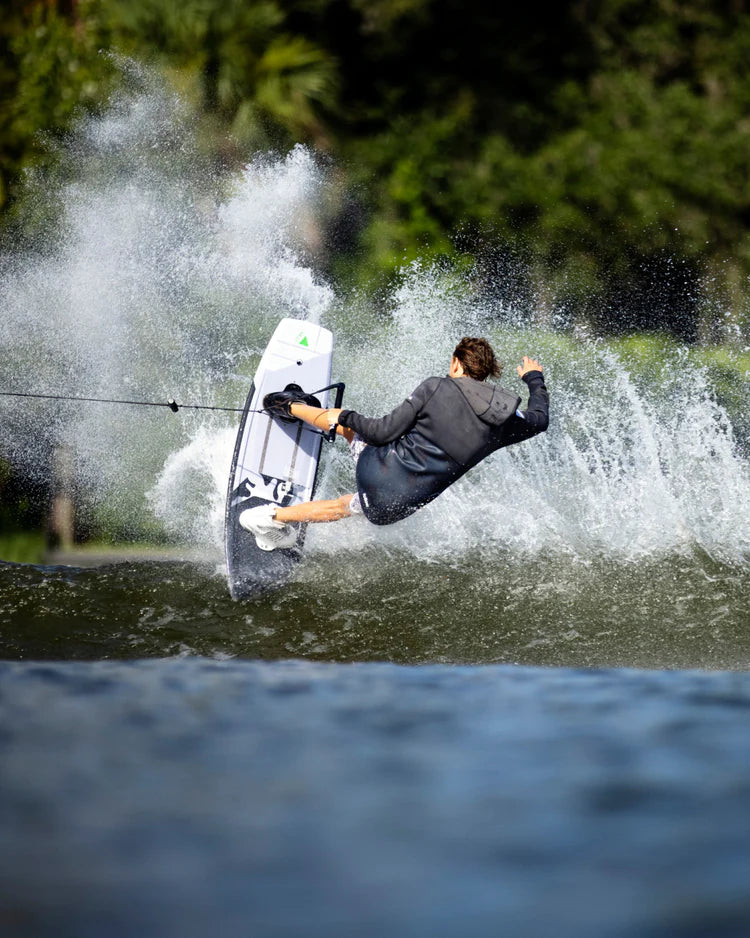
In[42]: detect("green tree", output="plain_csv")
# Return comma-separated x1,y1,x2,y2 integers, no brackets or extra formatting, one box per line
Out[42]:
327,0,750,335
4,0,750,338
100,0,338,152
0,0,115,213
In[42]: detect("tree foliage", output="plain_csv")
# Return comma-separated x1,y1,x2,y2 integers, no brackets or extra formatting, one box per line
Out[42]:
0,1,115,211
100,0,338,145
4,0,750,337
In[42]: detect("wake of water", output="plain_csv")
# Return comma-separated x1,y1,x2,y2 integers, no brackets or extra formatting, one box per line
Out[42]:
1,76,749,569
0,77,331,540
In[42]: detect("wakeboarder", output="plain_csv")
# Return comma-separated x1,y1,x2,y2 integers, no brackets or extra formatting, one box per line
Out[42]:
240,337,549,550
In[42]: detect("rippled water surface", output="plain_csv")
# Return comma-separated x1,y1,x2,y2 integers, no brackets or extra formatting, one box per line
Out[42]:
2,553,749,669
2,657,750,938
2,546,749,936
3,78,750,938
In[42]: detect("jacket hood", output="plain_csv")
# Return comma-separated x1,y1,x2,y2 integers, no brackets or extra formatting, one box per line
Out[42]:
451,377,521,427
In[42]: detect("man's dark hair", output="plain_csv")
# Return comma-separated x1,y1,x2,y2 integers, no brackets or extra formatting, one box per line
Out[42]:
453,337,502,381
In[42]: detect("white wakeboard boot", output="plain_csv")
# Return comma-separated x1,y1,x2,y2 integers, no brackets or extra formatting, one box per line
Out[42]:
239,504,298,552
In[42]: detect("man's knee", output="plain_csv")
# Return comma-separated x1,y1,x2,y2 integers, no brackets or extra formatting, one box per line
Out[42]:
338,493,355,514
343,492,365,516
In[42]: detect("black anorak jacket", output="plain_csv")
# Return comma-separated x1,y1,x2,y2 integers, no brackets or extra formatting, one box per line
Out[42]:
338,370,549,524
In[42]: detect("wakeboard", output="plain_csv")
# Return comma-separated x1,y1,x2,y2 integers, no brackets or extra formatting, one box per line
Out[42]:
224,318,341,599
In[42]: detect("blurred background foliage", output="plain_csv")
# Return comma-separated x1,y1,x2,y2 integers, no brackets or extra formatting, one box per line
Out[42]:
3,0,750,335
3,0,750,549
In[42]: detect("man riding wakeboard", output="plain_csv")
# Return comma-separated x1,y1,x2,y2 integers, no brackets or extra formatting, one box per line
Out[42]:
239,336,549,550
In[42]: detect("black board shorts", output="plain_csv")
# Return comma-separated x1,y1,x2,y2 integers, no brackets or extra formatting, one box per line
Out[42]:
354,443,426,526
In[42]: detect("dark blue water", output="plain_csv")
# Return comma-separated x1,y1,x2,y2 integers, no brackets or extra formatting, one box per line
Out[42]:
3,78,750,937
2,554,750,935
2,656,750,937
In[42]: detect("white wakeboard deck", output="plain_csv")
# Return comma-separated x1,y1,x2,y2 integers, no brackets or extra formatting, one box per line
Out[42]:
225,318,333,599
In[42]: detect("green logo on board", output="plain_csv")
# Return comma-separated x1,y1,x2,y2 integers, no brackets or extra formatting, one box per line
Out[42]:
296,331,309,347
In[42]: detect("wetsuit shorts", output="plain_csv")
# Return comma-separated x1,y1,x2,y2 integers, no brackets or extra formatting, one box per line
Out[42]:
348,435,367,515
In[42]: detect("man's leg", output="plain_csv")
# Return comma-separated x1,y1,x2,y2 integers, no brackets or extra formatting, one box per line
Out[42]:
240,403,361,547
275,492,355,524
288,403,355,443
275,405,358,522
239,493,356,548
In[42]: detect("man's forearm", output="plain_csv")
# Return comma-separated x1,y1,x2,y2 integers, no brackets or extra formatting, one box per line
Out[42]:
338,398,418,445
521,371,549,431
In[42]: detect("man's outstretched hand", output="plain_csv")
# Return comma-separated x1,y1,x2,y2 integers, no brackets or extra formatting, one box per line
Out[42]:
516,356,543,378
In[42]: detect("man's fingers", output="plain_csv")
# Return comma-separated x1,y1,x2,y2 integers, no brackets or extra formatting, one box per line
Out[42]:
517,356,543,377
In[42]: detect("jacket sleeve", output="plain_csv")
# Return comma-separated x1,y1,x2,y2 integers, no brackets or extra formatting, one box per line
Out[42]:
520,371,549,431
502,370,549,445
338,379,438,445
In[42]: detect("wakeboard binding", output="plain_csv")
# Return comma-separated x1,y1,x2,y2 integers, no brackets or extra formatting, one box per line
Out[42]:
263,383,323,423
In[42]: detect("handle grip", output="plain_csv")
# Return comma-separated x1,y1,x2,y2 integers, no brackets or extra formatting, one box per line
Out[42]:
311,382,346,442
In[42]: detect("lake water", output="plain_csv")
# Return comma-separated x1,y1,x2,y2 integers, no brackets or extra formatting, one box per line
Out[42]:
2,553,750,670
2,557,750,937
2,80,750,936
